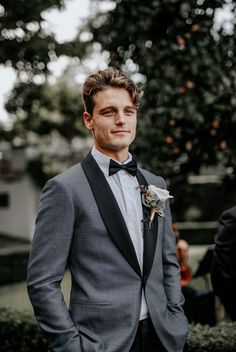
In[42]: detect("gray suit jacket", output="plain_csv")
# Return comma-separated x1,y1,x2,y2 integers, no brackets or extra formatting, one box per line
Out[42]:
27,152,189,352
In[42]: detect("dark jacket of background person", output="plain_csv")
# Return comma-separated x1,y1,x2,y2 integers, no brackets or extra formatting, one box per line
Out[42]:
211,205,236,320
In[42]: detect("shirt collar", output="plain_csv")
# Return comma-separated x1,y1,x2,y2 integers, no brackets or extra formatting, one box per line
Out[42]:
91,146,133,177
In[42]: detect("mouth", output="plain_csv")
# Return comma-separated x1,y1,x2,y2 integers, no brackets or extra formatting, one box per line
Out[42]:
112,130,130,134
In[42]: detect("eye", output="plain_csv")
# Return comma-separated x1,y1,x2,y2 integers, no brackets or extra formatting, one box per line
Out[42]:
125,109,135,116
102,110,115,117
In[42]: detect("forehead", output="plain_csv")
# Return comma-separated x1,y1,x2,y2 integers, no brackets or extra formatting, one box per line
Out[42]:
93,87,134,110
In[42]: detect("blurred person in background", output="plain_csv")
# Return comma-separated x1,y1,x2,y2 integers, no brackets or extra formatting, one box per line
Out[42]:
211,205,236,321
173,223,216,326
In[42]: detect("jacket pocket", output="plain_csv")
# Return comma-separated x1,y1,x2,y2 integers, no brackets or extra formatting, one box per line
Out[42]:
71,300,111,307
77,326,104,352
167,303,184,315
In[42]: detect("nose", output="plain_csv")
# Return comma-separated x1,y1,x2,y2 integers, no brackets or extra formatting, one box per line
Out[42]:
115,111,126,125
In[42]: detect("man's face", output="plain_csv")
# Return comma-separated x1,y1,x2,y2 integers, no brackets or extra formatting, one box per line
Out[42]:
83,87,137,161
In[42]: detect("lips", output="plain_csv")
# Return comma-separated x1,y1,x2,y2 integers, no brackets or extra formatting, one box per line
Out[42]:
112,130,130,133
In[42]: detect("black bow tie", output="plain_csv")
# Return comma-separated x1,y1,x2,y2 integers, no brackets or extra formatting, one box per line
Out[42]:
109,158,137,176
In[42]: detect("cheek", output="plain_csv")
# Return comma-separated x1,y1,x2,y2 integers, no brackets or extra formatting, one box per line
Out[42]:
93,123,110,138
130,119,137,133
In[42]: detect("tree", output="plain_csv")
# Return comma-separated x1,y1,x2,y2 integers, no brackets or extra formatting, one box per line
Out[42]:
0,0,63,77
0,0,87,134
3,68,89,187
86,0,236,184
0,0,90,185
0,0,86,77
5,78,87,142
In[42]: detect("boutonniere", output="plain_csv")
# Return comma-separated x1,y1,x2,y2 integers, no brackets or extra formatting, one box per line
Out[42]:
139,185,173,228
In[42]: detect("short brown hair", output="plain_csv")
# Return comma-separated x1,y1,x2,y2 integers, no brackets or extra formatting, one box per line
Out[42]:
82,67,142,115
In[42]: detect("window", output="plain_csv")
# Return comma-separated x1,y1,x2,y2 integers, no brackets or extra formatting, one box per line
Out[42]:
0,193,10,207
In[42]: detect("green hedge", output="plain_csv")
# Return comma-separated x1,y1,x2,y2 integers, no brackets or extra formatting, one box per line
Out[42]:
185,323,236,352
0,251,29,286
0,308,50,351
1,308,236,352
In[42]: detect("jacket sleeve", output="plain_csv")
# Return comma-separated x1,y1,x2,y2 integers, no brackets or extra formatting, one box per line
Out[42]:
161,178,185,311
27,178,82,352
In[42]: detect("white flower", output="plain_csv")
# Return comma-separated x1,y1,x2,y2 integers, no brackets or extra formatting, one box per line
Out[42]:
148,185,173,202
140,185,173,227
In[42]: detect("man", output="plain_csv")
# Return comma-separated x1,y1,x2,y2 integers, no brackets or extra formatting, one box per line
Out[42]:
27,68,189,352
211,205,236,321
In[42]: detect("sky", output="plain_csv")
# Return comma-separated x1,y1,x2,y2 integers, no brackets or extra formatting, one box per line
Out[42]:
0,0,235,126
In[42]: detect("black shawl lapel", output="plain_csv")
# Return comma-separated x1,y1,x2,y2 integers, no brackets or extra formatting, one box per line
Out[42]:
136,169,158,287
81,152,141,278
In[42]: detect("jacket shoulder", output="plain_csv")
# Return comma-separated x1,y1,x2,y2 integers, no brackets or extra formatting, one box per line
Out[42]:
219,205,236,232
139,168,166,189
45,162,84,191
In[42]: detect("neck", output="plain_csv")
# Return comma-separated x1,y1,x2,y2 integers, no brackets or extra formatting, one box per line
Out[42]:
94,145,129,163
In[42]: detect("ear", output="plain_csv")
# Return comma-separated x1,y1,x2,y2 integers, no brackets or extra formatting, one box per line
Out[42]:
83,112,93,131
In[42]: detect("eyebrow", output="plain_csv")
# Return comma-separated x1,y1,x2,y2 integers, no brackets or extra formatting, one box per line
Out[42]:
99,105,136,113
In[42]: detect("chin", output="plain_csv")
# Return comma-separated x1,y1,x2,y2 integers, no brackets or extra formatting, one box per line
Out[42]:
114,142,131,149
114,137,133,147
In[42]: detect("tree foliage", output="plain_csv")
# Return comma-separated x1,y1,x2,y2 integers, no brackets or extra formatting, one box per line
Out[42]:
87,0,236,183
5,79,87,141
0,0,88,144
0,0,63,77
0,0,90,185
0,0,86,76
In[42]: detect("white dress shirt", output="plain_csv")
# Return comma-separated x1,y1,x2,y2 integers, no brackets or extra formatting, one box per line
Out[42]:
91,147,149,320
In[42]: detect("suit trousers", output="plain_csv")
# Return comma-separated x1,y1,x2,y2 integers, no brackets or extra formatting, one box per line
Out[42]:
129,318,167,352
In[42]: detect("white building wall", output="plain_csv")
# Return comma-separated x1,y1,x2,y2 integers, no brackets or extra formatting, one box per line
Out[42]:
0,175,40,241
